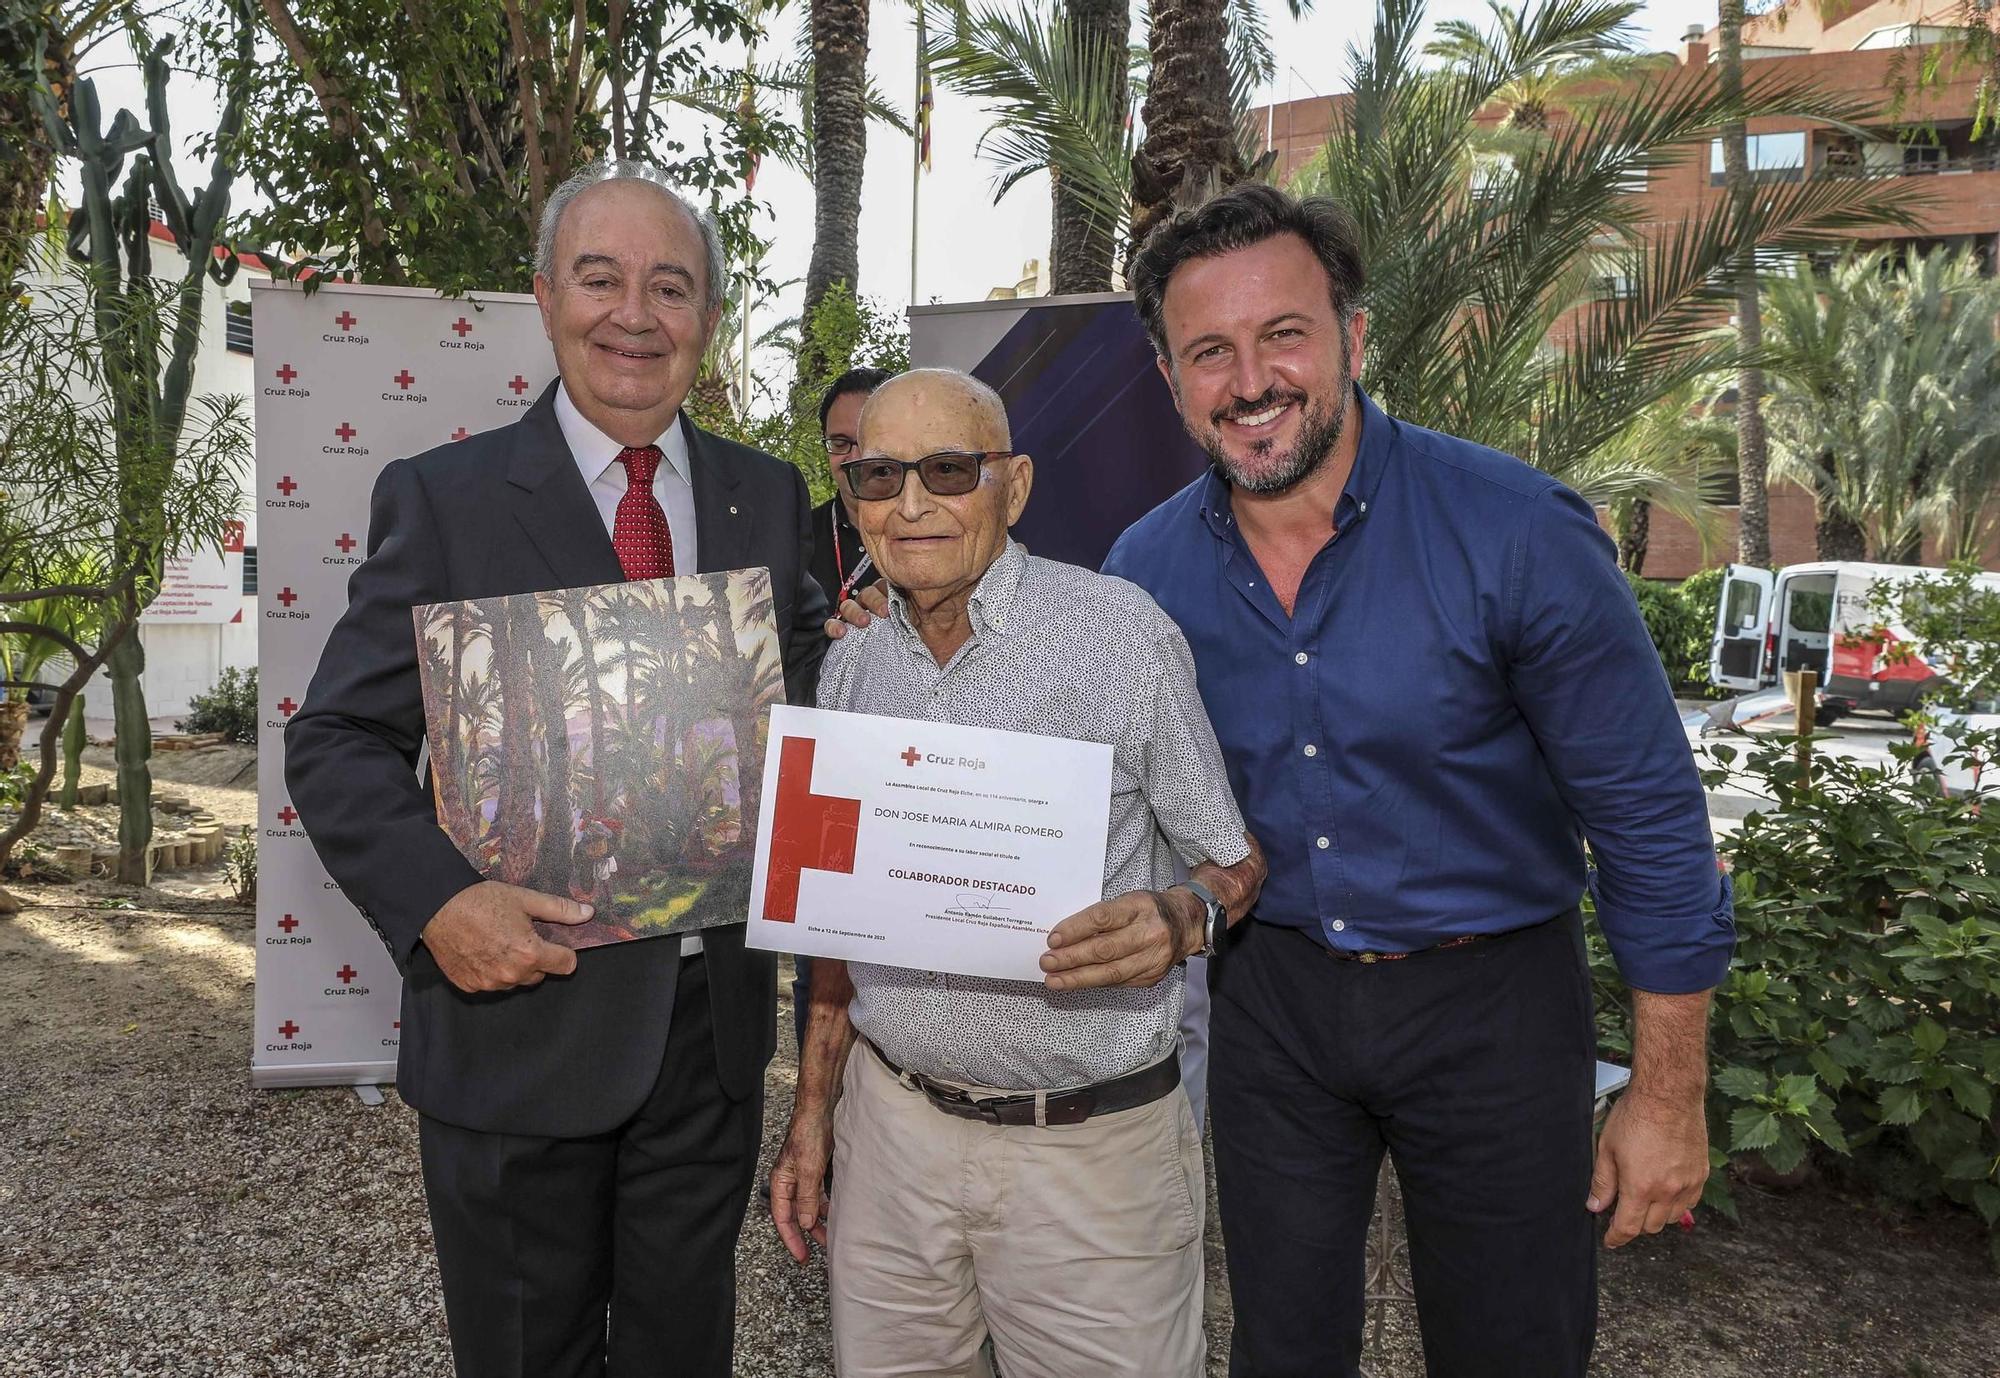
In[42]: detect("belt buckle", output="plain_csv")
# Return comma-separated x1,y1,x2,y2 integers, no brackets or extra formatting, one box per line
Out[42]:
1358,951,1380,964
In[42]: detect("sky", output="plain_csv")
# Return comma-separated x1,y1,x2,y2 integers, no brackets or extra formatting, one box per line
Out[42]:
59,0,1711,338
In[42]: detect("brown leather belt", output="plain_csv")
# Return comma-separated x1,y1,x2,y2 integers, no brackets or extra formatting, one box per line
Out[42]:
1324,931,1492,964
869,1042,1180,1127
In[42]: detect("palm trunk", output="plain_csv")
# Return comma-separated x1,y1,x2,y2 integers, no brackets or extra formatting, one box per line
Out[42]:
0,22,73,284
1616,498,1651,573
1814,497,1866,562
1128,0,1242,265
527,606,576,895
1051,0,1128,293
1718,0,1771,567
490,601,539,885
799,0,871,385
59,694,85,809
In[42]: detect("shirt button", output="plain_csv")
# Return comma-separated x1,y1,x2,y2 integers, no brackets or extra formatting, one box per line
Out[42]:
1332,920,1346,932
1303,744,1318,758
1294,651,1309,665
1316,836,1330,850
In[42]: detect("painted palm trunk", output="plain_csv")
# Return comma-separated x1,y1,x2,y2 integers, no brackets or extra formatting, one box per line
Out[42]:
413,568,784,949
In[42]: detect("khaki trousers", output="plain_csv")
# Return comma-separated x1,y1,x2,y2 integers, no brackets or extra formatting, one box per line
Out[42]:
827,1043,1206,1378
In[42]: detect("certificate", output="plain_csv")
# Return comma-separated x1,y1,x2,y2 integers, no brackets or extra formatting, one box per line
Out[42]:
745,704,1113,982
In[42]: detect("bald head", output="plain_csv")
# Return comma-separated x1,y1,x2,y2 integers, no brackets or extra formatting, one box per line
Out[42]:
845,368,1032,612
859,368,1012,455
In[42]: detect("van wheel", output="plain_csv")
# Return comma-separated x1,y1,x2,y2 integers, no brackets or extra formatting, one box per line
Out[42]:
1814,704,1842,729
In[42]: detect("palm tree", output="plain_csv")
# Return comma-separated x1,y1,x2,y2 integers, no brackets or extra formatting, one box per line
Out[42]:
1594,376,1738,571
545,588,615,816
484,597,541,885
802,0,873,372
1288,0,1916,507
526,615,579,896
1424,0,1649,132
1716,0,1773,566
1129,0,1244,254
927,0,1138,290
1762,249,2000,563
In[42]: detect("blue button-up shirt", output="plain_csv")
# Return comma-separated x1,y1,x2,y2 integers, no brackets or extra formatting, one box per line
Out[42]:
1104,387,1734,994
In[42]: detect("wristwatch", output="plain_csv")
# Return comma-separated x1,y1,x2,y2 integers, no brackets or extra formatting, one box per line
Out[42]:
1182,879,1227,960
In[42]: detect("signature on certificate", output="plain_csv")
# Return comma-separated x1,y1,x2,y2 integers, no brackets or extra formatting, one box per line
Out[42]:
952,893,1015,919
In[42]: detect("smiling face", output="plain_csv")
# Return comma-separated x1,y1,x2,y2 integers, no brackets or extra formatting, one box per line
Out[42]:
852,371,1031,603
1155,232,1367,495
533,179,721,446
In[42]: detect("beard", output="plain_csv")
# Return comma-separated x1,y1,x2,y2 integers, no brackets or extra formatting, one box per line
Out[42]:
1176,354,1353,496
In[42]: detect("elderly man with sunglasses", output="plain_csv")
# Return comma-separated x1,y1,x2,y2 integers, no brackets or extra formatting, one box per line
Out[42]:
768,368,1265,1378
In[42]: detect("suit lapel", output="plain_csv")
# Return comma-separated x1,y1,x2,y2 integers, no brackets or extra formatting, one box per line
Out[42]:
684,413,751,575
505,383,626,590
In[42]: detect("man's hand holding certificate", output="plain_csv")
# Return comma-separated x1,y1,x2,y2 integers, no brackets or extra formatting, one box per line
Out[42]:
747,705,1111,982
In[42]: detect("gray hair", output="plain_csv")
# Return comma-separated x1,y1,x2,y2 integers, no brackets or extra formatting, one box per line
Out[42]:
534,159,728,313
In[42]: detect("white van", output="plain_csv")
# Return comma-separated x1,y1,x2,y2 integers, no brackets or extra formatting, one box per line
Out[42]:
1707,560,2000,723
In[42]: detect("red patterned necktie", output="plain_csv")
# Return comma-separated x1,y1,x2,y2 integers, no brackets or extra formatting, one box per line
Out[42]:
612,445,675,580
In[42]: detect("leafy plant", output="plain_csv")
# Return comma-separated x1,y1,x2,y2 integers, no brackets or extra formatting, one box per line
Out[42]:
176,666,257,745
224,825,255,904
1589,724,2000,1265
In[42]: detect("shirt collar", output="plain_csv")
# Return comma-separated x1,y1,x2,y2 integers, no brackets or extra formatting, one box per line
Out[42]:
886,537,1028,647
554,381,694,489
1199,383,1391,541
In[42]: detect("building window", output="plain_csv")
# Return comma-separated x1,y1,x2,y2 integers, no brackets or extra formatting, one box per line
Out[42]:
225,301,253,354
242,546,258,595
1709,132,1806,184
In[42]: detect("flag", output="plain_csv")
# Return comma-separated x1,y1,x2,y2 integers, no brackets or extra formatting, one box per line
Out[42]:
918,67,934,173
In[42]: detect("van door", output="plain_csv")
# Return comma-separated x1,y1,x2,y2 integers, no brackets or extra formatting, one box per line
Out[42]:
1709,564,1776,691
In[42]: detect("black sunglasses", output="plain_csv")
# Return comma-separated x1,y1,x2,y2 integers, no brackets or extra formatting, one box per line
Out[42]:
839,450,1019,501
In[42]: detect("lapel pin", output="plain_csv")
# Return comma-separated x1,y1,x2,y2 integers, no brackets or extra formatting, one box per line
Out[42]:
729,505,738,515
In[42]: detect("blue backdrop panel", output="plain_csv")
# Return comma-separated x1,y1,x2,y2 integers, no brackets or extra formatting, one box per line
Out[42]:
911,295,1211,571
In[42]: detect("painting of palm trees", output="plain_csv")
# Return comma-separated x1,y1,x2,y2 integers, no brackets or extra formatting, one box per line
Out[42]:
413,569,784,950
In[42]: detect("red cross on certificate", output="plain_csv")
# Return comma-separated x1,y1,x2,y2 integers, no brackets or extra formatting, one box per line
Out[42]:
762,736,860,923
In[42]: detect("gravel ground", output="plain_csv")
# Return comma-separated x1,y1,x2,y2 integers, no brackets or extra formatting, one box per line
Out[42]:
2,775,1997,1377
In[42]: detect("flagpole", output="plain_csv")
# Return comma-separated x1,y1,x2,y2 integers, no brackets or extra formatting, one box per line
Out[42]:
910,1,926,307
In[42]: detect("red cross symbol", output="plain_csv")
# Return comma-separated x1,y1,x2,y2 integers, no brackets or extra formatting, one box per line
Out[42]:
276,475,298,496
276,587,298,607
452,316,473,337
278,914,299,933
276,363,297,384
392,1020,401,1030
508,374,530,395
335,533,357,553
901,747,922,767
450,427,469,441
335,310,356,331
278,697,298,716
278,805,298,826
334,421,356,442
279,1020,300,1039
336,964,357,984
762,736,861,923
394,369,414,389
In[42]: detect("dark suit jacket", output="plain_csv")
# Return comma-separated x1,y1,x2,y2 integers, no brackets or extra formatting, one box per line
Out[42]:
284,382,829,1138
806,495,869,607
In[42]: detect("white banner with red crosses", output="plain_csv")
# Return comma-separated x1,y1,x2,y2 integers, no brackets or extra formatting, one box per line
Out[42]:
250,280,556,1089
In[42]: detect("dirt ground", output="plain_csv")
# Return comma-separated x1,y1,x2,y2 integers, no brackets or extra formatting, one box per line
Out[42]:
1,758,1997,1376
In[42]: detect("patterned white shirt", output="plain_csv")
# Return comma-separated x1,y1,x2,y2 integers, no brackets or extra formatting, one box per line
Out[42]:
818,538,1249,1089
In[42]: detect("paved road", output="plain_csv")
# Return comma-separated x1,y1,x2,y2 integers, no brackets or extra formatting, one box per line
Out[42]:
1683,701,1905,834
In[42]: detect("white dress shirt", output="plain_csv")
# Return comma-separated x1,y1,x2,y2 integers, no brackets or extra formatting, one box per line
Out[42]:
554,382,700,573
552,382,704,954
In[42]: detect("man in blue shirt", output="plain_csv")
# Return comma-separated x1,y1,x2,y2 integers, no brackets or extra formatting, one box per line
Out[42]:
1102,183,1734,1376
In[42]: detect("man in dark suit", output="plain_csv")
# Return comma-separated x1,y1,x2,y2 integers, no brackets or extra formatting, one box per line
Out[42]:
285,160,829,1378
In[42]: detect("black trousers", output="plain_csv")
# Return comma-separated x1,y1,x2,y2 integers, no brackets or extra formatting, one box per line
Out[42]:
417,956,763,1378
1210,913,1597,1378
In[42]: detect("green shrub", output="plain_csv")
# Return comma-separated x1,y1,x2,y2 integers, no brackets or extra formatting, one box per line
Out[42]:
1588,728,2000,1266
177,666,257,744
